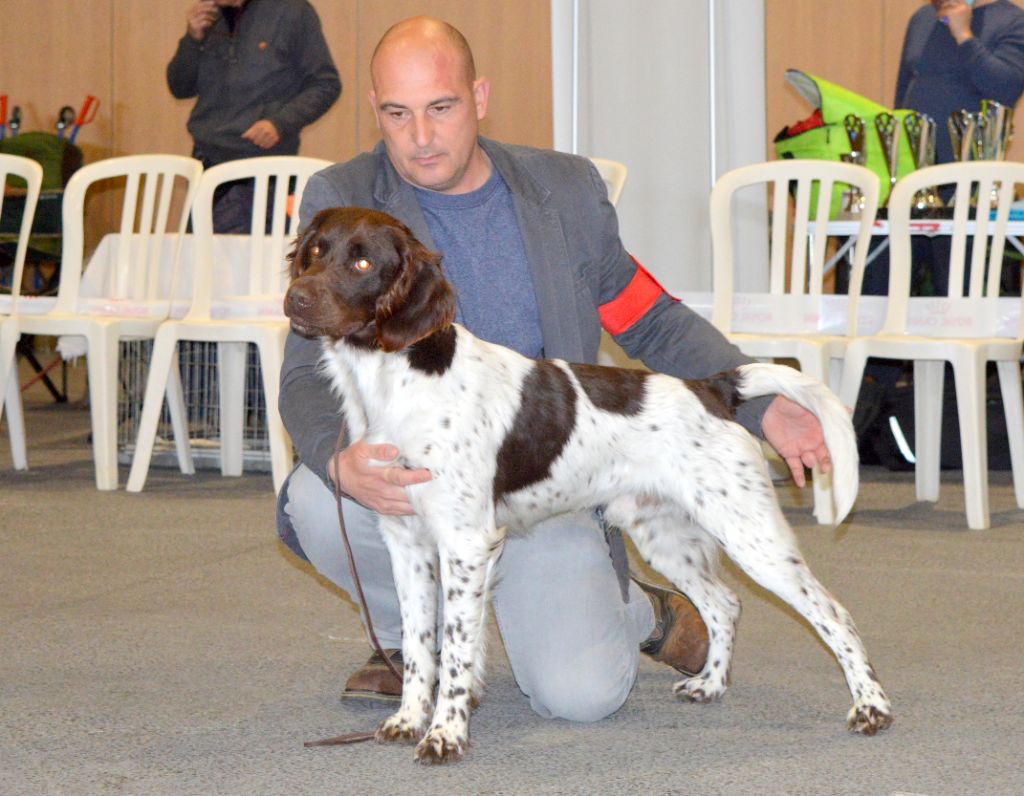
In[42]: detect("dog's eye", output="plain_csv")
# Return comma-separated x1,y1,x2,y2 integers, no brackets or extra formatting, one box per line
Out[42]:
353,258,372,272
309,244,321,258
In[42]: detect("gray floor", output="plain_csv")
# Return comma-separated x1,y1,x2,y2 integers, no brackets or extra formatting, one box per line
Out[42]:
2,364,1023,796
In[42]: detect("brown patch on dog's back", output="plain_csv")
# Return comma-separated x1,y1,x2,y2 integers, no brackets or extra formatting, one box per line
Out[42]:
568,363,647,415
685,370,743,420
494,362,576,501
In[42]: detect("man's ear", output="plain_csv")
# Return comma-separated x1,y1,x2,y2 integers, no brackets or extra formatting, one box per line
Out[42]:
368,89,382,130
472,76,490,122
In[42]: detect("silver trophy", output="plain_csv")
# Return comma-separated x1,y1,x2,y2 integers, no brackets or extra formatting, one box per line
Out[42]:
903,112,942,209
948,109,976,161
840,114,867,213
874,112,901,205
980,99,1014,160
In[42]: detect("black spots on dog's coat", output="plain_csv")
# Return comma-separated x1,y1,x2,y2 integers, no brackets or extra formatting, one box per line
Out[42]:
568,363,648,415
493,362,576,501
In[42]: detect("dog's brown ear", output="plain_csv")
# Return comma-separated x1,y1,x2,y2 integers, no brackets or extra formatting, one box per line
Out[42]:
376,227,456,352
286,213,324,280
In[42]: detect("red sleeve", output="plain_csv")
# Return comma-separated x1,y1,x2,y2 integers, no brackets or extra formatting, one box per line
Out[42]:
597,256,678,335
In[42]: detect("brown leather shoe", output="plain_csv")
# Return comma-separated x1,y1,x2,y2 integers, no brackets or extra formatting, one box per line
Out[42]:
635,578,709,676
341,649,403,703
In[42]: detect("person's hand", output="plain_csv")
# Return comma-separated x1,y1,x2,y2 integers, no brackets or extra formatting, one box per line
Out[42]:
242,120,281,149
186,0,219,41
329,440,433,515
933,1,974,44
760,395,831,487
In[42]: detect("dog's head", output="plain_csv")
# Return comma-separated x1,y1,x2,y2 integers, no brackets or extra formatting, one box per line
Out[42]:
284,207,456,352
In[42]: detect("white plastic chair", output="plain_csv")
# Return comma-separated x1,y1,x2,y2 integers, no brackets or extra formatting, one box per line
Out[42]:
589,157,628,206
839,161,1024,530
0,154,203,489
0,154,44,469
710,159,880,524
126,156,331,495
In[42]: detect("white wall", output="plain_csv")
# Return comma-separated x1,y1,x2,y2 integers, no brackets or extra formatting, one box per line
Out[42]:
552,0,768,292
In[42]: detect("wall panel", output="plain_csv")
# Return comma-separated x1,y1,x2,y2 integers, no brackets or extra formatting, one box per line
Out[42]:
1,0,550,252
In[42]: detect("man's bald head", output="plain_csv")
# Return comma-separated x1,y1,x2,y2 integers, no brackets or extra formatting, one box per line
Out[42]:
371,16,477,88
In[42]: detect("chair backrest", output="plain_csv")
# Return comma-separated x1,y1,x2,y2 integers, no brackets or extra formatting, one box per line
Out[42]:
874,160,1024,339
186,156,332,320
710,159,880,335
0,153,44,311
589,157,628,206
53,154,204,314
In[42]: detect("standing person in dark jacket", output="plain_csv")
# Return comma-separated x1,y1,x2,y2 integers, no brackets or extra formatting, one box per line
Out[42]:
167,0,341,232
858,0,1024,388
896,0,1024,167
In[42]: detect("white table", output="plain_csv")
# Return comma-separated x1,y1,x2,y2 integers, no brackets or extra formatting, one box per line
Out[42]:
43,233,288,359
824,218,1024,272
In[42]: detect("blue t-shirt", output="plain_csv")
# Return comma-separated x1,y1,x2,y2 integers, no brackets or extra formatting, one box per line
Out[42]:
413,168,544,358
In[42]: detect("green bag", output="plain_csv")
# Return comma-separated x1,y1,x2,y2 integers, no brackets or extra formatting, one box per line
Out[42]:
774,70,917,212
0,131,82,191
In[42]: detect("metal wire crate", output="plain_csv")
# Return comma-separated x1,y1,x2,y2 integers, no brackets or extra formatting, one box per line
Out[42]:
117,340,271,471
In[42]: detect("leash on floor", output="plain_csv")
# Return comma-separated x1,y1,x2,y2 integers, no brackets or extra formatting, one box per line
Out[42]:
304,429,404,749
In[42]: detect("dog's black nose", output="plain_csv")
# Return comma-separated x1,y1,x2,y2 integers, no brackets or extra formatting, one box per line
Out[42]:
285,289,312,316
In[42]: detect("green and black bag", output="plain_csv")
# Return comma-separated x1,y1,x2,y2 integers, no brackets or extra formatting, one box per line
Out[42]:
774,70,917,213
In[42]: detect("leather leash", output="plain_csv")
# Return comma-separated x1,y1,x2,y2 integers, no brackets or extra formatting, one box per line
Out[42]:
303,428,403,748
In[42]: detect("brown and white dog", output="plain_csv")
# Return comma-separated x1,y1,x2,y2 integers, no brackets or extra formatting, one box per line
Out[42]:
284,206,893,764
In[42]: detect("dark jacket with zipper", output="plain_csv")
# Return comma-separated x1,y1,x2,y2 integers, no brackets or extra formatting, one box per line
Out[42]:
166,0,340,165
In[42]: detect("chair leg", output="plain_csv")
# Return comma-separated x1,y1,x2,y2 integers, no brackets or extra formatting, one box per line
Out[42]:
913,360,945,504
996,359,1024,509
85,329,122,491
838,345,869,412
827,357,843,394
796,349,835,525
951,352,989,530
217,341,246,477
127,329,181,492
164,346,195,475
2,340,29,470
256,334,293,494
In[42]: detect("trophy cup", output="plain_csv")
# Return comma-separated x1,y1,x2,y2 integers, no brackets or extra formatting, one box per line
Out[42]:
840,114,867,213
903,112,942,210
981,99,1014,160
874,112,901,206
948,109,976,162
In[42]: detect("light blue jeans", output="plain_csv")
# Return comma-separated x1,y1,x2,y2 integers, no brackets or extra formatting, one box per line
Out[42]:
283,464,654,722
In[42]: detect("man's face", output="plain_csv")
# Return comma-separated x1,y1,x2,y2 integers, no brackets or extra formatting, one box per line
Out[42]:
369,41,489,194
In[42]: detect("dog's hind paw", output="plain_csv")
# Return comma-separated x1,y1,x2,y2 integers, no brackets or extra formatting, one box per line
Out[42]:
672,674,727,704
846,701,894,736
414,726,468,764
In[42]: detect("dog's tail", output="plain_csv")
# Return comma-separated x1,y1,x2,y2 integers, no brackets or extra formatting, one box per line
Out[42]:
736,362,858,525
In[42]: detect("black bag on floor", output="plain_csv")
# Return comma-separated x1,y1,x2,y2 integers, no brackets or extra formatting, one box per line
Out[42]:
854,365,1015,471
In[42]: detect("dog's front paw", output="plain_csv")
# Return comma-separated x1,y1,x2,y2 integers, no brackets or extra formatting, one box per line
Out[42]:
672,674,727,704
847,699,894,736
376,710,428,745
414,724,469,764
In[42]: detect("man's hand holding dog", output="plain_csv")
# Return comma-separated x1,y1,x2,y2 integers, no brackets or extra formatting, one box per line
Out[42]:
761,395,832,487
330,440,433,515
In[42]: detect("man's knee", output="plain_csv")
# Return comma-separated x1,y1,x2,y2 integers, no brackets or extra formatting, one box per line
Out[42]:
522,645,636,722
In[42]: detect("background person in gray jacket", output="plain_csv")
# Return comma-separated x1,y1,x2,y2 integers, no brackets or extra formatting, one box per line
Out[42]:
167,0,340,232
277,16,834,722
